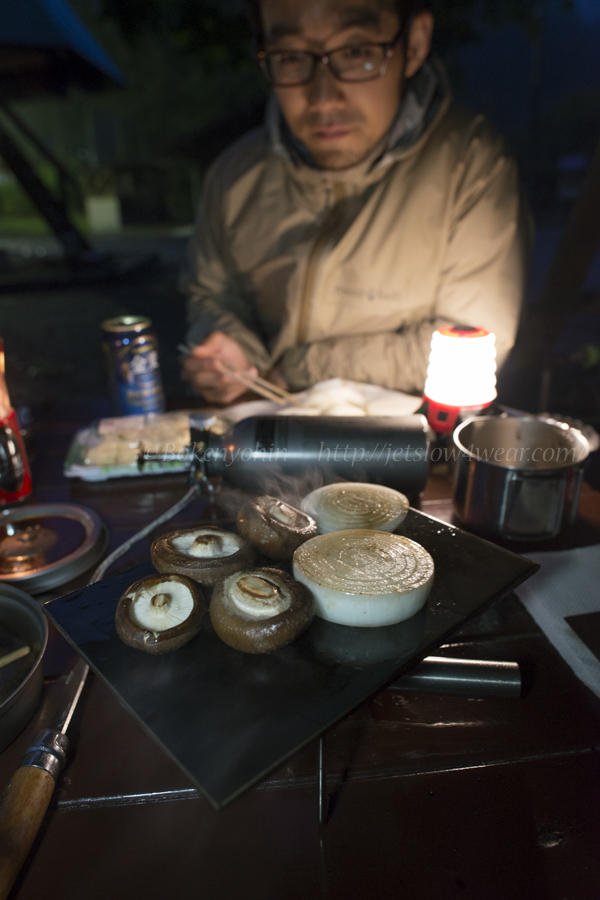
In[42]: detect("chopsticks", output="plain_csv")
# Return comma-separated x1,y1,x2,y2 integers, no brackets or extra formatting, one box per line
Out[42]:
216,359,297,406
0,646,30,670
178,344,298,406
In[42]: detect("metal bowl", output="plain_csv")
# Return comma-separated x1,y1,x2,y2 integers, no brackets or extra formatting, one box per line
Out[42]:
453,416,591,541
0,584,48,753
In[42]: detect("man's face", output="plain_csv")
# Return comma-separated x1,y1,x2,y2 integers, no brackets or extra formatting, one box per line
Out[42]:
260,0,413,170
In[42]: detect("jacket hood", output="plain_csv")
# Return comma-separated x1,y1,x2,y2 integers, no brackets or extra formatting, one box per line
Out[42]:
266,55,452,178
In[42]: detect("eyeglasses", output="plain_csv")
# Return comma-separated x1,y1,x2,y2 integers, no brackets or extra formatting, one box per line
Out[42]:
257,23,407,88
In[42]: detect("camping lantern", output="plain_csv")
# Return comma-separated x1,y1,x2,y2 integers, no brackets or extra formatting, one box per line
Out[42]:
424,326,497,433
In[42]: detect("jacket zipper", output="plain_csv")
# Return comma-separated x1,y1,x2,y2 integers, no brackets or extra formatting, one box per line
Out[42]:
296,183,346,346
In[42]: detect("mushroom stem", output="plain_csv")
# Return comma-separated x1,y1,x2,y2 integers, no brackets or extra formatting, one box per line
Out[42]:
238,576,281,600
193,534,223,550
151,592,171,609
265,500,297,526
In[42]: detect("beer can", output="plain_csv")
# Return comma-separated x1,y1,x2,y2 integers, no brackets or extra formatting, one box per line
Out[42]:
102,316,165,416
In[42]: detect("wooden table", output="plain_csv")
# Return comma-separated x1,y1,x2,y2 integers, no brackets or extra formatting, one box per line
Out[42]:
2,401,600,900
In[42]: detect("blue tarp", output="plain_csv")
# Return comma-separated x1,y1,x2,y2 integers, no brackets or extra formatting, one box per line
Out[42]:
0,0,125,87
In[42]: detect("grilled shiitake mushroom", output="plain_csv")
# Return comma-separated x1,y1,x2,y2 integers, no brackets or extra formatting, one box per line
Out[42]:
116,574,205,655
236,496,318,559
151,526,255,586
210,568,314,654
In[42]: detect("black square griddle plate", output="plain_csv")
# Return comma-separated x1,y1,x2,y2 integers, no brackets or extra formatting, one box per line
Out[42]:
44,509,538,809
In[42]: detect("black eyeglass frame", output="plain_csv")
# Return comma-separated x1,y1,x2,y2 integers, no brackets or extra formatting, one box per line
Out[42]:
257,21,409,88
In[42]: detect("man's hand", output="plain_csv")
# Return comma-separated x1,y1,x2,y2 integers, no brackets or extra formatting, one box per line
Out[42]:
182,331,257,404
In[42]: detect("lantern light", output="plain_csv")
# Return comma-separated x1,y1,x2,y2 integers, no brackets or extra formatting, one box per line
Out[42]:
424,326,497,433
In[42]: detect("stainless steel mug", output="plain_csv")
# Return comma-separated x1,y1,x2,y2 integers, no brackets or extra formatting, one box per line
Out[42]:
453,416,590,541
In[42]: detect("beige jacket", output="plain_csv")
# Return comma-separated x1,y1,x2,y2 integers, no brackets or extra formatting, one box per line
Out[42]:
182,60,530,394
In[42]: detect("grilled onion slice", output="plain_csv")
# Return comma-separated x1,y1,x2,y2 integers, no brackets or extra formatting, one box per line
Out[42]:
301,483,409,534
210,568,314,653
293,530,433,627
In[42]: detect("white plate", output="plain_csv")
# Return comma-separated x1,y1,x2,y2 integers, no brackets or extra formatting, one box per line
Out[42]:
221,380,422,420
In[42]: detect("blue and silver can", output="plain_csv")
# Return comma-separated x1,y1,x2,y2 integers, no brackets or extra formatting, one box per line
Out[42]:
102,316,165,415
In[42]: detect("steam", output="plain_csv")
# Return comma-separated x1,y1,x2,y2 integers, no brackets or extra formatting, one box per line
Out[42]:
209,468,348,524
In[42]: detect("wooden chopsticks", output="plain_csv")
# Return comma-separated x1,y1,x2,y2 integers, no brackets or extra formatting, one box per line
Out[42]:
215,359,297,406
0,646,30,670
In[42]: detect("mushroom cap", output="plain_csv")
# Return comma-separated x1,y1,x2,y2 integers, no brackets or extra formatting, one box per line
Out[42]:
151,526,255,586
210,567,315,654
116,573,206,655
236,495,318,559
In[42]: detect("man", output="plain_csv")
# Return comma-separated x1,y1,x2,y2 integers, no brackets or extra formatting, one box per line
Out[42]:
181,0,530,404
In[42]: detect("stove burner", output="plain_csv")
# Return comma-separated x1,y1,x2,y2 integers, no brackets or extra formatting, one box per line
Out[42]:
0,504,108,594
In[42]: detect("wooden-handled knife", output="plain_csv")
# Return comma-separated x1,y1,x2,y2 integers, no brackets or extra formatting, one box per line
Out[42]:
0,659,89,899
